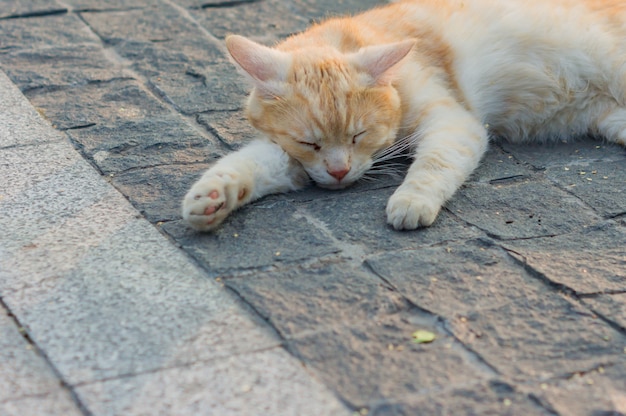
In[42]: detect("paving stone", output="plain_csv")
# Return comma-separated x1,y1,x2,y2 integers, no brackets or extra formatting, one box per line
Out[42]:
81,6,213,46
447,179,601,239
192,0,309,41
0,390,82,416
196,110,256,150
288,310,492,408
27,79,170,130
64,0,160,11
523,362,626,416
0,305,63,401
303,187,481,252
68,118,222,174
0,0,66,20
502,223,626,295
286,0,388,21
582,293,626,331
75,348,350,416
110,163,212,222
225,262,409,338
146,61,246,113
0,71,62,148
366,241,626,380
0,13,97,51
546,160,626,218
469,144,534,184
2,213,283,384
162,200,340,276
1,45,125,91
501,138,626,169
368,381,551,416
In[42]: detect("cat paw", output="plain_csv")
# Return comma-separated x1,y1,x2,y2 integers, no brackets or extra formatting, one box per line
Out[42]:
182,170,249,231
386,189,441,230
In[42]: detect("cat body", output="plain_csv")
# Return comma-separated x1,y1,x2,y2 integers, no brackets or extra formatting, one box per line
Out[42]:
183,0,626,231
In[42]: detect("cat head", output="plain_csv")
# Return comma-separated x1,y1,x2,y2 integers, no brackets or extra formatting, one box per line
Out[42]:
226,35,414,189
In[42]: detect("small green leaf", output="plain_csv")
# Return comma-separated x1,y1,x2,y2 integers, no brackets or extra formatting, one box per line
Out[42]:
412,330,436,344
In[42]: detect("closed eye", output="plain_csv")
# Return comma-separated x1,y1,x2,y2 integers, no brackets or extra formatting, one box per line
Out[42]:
352,131,367,144
297,141,321,151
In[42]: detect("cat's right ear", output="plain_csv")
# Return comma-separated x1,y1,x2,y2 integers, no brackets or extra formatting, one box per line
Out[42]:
225,35,291,98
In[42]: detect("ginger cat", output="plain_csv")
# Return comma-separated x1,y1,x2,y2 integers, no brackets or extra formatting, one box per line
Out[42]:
182,0,626,231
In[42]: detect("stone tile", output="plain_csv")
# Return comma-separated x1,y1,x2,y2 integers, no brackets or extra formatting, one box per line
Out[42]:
146,61,246,113
523,362,626,416
192,0,308,41
546,161,626,218
366,241,626,380
2,214,282,385
0,14,97,51
1,45,125,91
287,0,388,21
0,305,61,401
0,390,82,416
68,118,222,174
583,293,626,330
225,262,409,338
501,138,626,169
196,110,255,150
303,187,481,252
502,223,626,295
64,0,161,11
111,163,213,222
76,348,350,416
27,79,170,130
0,71,62,148
447,180,601,239
162,200,340,275
288,310,492,408
369,381,551,416
0,0,66,19
469,145,534,184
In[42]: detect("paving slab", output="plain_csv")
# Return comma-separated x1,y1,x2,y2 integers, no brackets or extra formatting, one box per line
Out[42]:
0,70,349,415
447,179,602,239
366,241,626,381
2,0,626,413
502,222,626,295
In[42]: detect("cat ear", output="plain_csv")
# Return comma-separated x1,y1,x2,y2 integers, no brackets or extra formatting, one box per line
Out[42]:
225,35,291,97
348,40,415,84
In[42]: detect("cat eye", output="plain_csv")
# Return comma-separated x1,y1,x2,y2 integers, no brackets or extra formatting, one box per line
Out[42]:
298,141,321,151
352,131,367,144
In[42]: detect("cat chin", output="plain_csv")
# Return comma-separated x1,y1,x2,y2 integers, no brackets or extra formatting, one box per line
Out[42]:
315,181,354,190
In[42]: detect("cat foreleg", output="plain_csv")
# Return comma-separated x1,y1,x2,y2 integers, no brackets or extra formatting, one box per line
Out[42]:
596,106,626,147
182,139,309,231
387,108,488,230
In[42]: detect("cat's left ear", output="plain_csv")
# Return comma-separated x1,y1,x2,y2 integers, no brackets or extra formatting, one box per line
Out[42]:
226,35,291,97
348,40,416,85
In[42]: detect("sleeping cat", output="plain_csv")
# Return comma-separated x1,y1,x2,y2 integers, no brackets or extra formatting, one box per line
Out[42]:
182,0,626,231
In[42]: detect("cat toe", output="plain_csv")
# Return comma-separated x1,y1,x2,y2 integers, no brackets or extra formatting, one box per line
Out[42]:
386,191,440,230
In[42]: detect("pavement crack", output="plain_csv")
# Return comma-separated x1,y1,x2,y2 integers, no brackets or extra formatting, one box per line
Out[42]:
0,297,93,415
193,0,263,9
0,9,68,20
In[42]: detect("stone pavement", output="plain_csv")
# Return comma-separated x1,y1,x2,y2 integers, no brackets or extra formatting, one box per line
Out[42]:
0,0,625,415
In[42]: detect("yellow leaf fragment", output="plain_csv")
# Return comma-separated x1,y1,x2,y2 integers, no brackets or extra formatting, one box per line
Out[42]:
412,330,436,344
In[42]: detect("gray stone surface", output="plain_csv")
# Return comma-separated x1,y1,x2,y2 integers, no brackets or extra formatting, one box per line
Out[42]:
0,68,348,414
75,348,350,416
448,179,601,239
366,242,626,380
502,222,626,295
0,0,66,20
2,0,626,414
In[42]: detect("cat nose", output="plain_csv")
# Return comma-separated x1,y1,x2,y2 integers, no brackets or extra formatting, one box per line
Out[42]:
327,168,350,181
